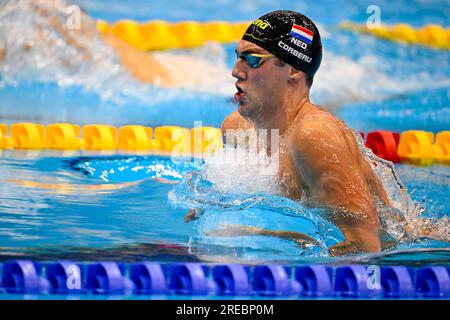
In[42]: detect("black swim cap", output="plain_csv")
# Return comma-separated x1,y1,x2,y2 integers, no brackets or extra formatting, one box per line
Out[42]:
242,10,322,78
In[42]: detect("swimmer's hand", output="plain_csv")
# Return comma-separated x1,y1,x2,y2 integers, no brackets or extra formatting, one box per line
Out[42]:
205,224,322,249
184,208,204,222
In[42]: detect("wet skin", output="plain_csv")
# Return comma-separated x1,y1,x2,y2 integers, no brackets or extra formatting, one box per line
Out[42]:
220,40,392,256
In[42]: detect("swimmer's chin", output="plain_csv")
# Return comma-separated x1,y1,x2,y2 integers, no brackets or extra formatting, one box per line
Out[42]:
237,103,254,119
238,109,259,124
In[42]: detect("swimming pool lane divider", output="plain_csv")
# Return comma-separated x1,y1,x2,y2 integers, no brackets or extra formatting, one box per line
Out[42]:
0,123,223,155
95,19,450,51
340,22,450,50
0,260,449,298
96,19,250,51
1,123,449,166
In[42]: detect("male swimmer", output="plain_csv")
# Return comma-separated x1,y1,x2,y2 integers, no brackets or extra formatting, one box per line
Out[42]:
219,10,396,256
0,0,229,89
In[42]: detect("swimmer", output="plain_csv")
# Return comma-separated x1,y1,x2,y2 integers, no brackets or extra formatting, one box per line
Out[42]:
0,0,231,90
218,10,396,256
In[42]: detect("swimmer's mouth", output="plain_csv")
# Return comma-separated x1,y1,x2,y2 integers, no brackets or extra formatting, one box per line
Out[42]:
234,85,245,102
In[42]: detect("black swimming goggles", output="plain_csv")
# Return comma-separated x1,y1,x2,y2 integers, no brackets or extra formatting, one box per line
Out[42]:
235,51,276,68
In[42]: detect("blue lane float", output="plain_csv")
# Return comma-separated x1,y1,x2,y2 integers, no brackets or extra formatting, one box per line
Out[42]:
252,265,301,296
415,266,450,298
129,262,167,295
212,264,251,296
295,265,333,297
167,263,218,295
0,260,449,298
380,266,415,298
334,265,382,298
45,261,85,294
1,260,49,294
86,262,135,295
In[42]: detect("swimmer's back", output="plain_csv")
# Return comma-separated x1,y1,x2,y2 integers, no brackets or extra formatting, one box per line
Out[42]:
290,103,391,211
299,106,391,207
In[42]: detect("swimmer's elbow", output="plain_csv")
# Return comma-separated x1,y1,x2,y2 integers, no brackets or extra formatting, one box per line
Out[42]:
330,238,380,256
330,227,381,256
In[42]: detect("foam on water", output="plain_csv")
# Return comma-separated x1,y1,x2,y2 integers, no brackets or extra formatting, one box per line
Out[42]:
0,0,234,104
169,130,449,252
152,43,234,96
0,0,147,104
311,50,450,110
2,0,448,114
355,134,450,244
202,144,282,196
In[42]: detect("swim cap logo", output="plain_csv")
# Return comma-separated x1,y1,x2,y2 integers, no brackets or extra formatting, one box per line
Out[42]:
252,19,270,30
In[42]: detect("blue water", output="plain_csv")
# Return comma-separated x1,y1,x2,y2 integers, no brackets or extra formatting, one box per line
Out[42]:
1,0,449,131
0,0,449,269
73,0,450,26
0,151,448,266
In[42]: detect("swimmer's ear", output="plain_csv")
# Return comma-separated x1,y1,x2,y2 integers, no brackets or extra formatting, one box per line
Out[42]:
288,68,304,83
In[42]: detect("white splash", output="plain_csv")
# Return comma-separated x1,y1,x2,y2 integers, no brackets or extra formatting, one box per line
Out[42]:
203,136,282,196
355,133,450,243
0,0,153,103
312,50,450,110
0,0,234,104
152,42,235,96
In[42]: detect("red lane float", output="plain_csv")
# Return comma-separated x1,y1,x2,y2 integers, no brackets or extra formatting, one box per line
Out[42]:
365,130,400,163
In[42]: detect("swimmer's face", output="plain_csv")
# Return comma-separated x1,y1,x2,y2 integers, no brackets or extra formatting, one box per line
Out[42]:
232,40,290,123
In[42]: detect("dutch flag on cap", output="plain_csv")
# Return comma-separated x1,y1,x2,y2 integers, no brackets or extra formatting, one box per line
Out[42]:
290,24,314,45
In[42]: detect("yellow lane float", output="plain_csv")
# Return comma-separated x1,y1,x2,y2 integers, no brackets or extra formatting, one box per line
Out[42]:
397,130,435,165
45,123,82,150
0,123,448,165
191,126,223,154
97,19,249,50
433,131,450,164
118,125,153,150
82,124,117,150
153,126,191,154
10,123,45,149
341,21,449,50
0,124,7,148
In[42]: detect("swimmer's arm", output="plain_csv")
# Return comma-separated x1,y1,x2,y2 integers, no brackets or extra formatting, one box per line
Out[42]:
99,32,175,85
205,225,321,248
291,122,381,254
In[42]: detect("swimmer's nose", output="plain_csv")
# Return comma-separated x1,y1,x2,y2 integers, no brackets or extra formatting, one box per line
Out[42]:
232,59,247,81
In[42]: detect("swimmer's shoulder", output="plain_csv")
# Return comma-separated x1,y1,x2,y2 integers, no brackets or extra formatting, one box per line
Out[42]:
292,104,364,164
290,104,351,149
297,102,352,134
294,104,335,133
221,111,254,135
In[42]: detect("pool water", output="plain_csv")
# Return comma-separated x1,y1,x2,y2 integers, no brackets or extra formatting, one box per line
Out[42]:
1,0,449,131
0,150,448,266
0,0,449,269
